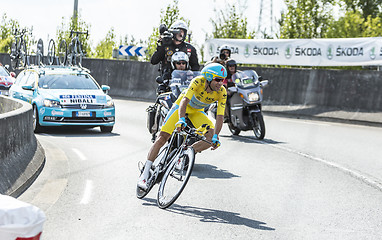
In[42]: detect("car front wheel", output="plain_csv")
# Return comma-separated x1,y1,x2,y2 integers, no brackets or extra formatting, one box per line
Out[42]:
33,105,43,133
100,126,113,133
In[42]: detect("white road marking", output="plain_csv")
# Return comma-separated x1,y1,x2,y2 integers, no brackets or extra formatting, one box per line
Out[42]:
238,135,382,192
31,179,68,212
80,180,93,204
72,148,87,161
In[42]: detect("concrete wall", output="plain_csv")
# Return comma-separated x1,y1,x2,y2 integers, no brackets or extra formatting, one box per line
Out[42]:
0,96,45,197
1,52,381,113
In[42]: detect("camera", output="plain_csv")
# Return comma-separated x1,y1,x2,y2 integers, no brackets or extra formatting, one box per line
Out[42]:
158,24,181,46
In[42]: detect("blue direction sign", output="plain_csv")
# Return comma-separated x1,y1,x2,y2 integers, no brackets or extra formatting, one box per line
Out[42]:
119,45,147,56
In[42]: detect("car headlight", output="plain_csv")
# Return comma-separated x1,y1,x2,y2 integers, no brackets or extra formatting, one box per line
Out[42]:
248,92,260,102
104,99,114,108
43,99,61,108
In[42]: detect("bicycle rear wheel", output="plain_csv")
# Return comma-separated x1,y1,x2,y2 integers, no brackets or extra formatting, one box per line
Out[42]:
19,39,27,68
157,146,195,209
47,39,55,65
58,39,67,66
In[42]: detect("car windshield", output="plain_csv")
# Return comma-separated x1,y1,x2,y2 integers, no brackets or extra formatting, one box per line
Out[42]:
38,74,99,89
0,67,9,76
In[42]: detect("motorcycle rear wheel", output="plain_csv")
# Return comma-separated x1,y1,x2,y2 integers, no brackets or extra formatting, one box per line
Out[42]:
251,112,265,139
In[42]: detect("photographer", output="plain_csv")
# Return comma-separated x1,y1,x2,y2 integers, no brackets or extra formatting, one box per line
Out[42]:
150,20,200,79
204,45,232,66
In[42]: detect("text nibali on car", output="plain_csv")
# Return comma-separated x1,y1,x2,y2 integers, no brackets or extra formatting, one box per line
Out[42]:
9,65,115,133
0,64,16,96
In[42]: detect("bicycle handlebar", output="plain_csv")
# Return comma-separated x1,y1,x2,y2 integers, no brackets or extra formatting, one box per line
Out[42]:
70,30,89,38
179,124,214,145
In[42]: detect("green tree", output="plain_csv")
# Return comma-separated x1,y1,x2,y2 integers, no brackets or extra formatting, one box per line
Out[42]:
342,0,382,20
327,10,382,37
93,28,117,59
0,14,20,53
279,0,336,39
209,4,255,39
145,0,190,61
56,13,92,58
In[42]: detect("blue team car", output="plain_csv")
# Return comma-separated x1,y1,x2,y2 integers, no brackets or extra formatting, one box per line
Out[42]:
9,65,115,132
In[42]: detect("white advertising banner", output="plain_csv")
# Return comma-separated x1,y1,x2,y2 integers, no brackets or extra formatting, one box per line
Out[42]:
204,38,382,66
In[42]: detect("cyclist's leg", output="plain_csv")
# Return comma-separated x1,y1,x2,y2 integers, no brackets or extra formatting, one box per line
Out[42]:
188,110,215,153
138,104,179,189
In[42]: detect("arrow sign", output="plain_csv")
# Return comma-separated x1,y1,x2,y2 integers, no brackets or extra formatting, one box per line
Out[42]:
119,45,147,56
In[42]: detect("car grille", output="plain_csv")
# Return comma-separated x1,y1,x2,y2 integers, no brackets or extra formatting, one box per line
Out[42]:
61,104,105,109
43,116,114,123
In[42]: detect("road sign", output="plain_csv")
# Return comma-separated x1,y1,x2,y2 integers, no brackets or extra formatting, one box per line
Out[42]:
119,45,147,57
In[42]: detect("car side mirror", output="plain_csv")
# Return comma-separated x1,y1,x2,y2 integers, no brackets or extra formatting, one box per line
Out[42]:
101,85,110,94
156,76,163,84
22,85,34,91
258,76,264,81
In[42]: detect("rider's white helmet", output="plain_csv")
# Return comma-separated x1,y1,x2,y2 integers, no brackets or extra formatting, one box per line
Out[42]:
171,51,189,69
169,20,188,41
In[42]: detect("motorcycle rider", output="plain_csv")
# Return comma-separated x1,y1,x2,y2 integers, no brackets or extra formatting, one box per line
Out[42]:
150,20,200,80
205,45,232,66
171,51,189,71
223,58,237,89
137,63,227,190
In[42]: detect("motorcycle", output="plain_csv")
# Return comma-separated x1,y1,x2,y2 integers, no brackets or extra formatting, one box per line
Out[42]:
146,70,201,142
210,70,269,139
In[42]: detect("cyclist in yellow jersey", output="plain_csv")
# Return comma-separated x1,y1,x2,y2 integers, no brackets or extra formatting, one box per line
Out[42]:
138,63,227,190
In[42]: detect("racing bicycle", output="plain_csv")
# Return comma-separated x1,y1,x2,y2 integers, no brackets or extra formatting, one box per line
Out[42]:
10,28,28,70
137,124,212,209
67,30,88,67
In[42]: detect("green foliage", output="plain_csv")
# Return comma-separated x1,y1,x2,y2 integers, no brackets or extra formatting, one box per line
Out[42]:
279,0,336,39
0,13,20,53
56,13,92,57
327,10,382,37
209,4,255,39
342,0,382,19
145,0,190,61
93,28,117,59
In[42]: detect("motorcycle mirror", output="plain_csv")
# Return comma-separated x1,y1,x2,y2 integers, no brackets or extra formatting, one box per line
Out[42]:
228,86,238,93
258,76,264,81
260,80,269,88
156,76,164,84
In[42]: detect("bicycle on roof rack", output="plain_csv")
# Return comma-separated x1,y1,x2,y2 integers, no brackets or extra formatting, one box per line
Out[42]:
57,30,88,67
10,28,28,70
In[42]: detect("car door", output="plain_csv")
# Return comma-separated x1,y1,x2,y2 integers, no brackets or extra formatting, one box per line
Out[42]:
10,71,29,100
20,71,37,104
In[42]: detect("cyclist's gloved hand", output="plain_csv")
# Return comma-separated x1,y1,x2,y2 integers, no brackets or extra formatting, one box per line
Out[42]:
175,117,187,129
212,134,221,148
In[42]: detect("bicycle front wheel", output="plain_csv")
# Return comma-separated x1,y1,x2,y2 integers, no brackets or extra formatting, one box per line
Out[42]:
157,146,195,209
47,39,55,65
58,40,67,66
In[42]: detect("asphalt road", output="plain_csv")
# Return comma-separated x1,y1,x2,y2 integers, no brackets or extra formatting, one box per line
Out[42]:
19,99,382,240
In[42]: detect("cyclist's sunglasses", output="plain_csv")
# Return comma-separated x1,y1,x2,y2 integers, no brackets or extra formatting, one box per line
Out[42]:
213,77,224,82
176,61,187,65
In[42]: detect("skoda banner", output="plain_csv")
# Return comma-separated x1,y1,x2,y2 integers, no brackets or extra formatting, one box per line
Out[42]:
204,38,382,66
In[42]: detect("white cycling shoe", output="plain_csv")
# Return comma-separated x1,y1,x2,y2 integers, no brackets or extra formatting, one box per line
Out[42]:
137,176,148,190
174,156,184,171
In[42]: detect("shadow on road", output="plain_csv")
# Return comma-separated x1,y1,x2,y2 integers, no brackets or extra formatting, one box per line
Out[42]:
36,126,120,137
221,134,283,145
192,163,240,179
142,198,275,231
